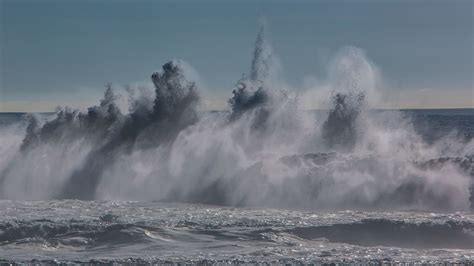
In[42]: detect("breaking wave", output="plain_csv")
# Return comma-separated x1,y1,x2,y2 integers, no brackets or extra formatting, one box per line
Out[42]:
0,22,473,211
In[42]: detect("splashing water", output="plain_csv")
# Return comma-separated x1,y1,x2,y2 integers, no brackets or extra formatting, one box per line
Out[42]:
0,24,473,212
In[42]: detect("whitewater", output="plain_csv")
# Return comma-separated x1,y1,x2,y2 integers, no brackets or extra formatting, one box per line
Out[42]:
0,23,473,263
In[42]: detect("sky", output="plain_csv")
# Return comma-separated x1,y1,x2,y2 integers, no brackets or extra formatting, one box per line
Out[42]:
0,0,473,112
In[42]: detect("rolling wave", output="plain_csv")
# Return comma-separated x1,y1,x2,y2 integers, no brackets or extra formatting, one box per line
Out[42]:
1,218,473,251
291,219,474,249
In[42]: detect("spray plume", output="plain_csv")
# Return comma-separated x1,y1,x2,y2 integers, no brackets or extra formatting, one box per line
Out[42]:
0,23,472,211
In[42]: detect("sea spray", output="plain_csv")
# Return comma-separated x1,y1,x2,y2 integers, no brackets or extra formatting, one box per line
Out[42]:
322,92,365,151
229,21,274,123
229,20,296,138
0,23,472,210
1,60,201,200
62,61,200,199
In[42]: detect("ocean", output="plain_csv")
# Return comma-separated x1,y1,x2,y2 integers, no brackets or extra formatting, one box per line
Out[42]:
0,108,473,264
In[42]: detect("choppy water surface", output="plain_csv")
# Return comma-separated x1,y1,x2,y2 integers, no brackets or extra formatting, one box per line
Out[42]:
0,200,473,264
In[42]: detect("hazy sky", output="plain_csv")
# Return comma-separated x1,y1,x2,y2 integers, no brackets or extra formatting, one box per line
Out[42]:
1,0,473,111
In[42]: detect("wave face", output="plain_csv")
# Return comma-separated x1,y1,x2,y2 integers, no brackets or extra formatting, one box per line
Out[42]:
0,23,473,211
0,201,473,264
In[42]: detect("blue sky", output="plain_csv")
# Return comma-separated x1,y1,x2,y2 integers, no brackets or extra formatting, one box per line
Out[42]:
1,0,473,111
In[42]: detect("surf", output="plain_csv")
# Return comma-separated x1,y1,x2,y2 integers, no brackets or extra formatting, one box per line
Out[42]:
0,22,472,211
